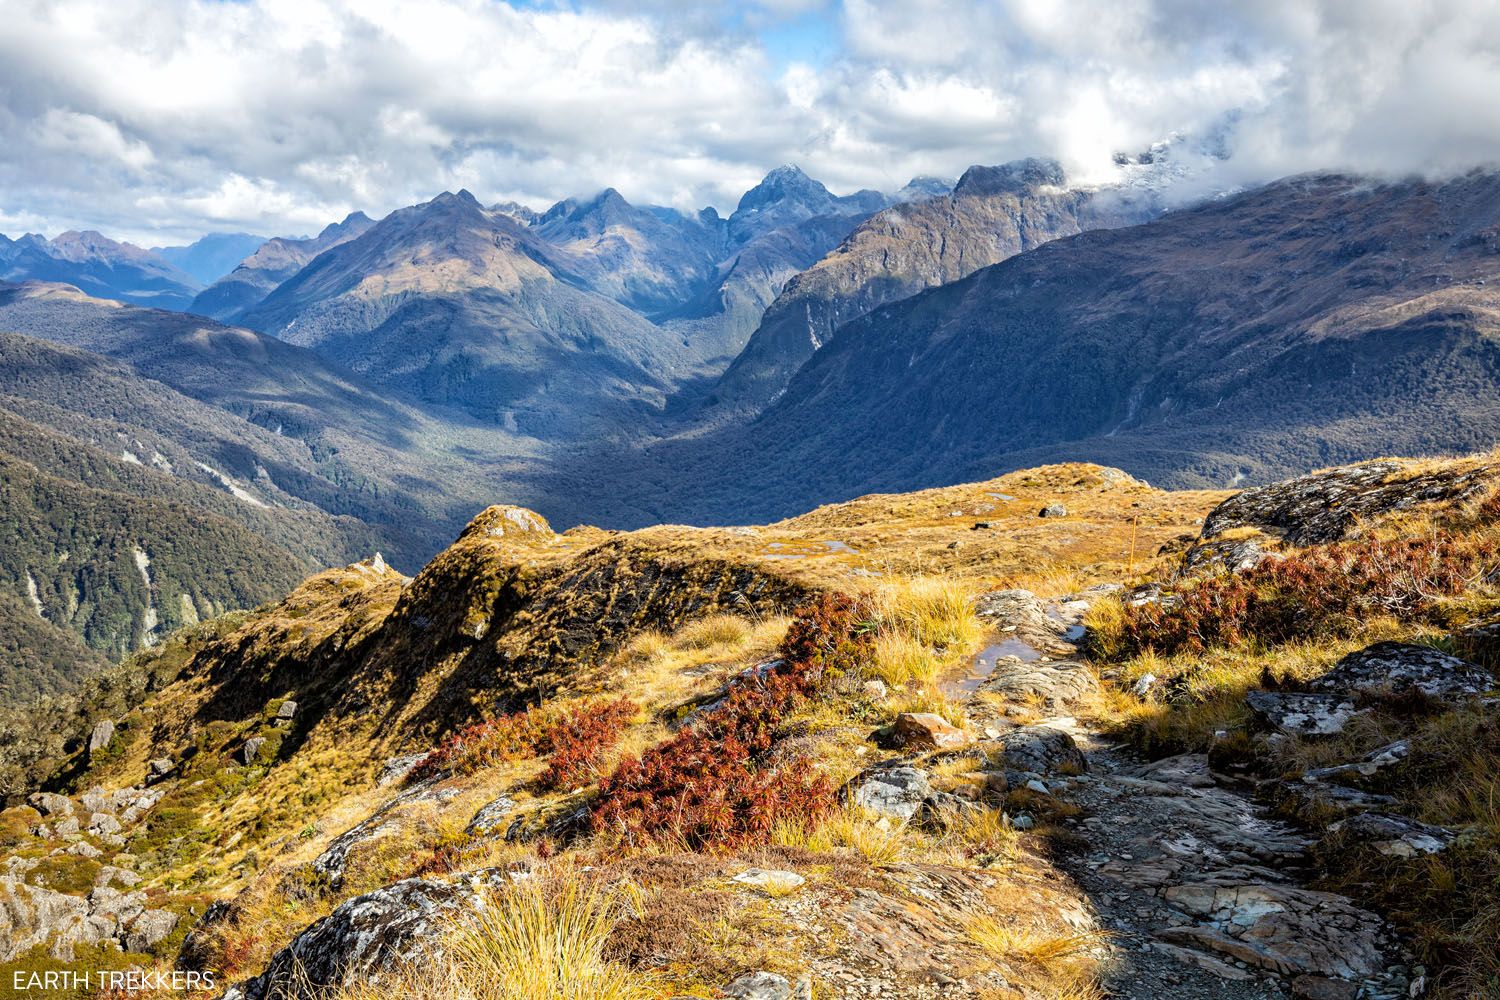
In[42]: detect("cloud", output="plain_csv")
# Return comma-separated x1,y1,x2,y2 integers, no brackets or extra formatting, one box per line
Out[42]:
0,0,1497,243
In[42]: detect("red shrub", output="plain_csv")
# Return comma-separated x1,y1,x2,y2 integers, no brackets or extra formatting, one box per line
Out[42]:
410,696,636,787
1117,531,1499,657
588,593,871,850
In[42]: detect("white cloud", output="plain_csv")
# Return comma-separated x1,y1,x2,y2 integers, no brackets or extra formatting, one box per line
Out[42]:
0,0,1498,244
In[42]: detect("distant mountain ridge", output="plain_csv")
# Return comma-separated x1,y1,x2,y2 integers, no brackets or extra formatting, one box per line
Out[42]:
151,232,269,285
533,169,1500,527
706,157,1167,415
0,230,201,309
190,212,374,321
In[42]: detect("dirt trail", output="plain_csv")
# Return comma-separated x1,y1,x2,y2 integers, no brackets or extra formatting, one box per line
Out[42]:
963,591,1420,1000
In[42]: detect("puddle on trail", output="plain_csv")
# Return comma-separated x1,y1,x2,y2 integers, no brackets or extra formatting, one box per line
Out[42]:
948,638,1042,696
757,539,859,560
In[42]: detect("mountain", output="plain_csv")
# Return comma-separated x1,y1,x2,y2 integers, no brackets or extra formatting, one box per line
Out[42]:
2,454,1495,997
150,232,269,285
189,212,373,321
725,164,887,246
0,280,523,565
706,158,1162,415
539,170,1500,527
0,230,201,310
237,191,684,435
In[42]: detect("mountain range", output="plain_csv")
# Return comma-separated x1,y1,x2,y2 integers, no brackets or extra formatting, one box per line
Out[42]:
1,160,1498,697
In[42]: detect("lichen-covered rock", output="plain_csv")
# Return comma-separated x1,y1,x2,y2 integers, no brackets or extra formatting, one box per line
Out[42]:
890,712,969,750
1178,537,1276,579
1308,642,1492,702
276,700,299,721
0,877,175,962
464,796,516,837
236,873,496,1000
1201,460,1497,546
995,726,1087,776
846,765,932,821
1301,739,1410,788
723,970,810,1000
1328,813,1456,858
87,720,115,756
1245,691,1359,737
28,793,72,817
975,658,1098,712
238,737,266,765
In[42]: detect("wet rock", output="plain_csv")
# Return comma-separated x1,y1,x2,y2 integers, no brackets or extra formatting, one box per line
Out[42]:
891,712,969,750
87,720,115,756
976,658,1098,712
1201,460,1497,546
1327,813,1456,858
732,869,805,893
276,700,299,721
1038,503,1067,518
28,793,72,817
847,765,932,821
1245,691,1359,737
464,796,517,837
1161,880,1386,978
973,589,1084,653
1308,642,1492,702
238,737,267,766
996,726,1087,776
236,874,493,1000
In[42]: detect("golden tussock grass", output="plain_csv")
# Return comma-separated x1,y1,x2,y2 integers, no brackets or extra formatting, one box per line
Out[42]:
328,874,666,1000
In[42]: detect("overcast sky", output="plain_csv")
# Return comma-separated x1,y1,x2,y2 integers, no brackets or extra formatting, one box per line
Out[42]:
3,0,1500,245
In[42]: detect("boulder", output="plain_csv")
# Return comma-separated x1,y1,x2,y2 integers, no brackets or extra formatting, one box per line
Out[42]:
146,758,174,783
974,658,1098,712
1179,537,1276,578
87,720,115,756
1201,460,1497,546
891,713,969,750
464,796,517,837
1309,642,1492,702
236,874,493,1000
122,908,179,953
376,753,425,786
995,726,1087,776
88,813,122,836
847,766,932,821
1038,503,1067,518
1245,691,1358,737
239,737,267,766
276,700,299,721
1328,813,1455,858
27,793,73,817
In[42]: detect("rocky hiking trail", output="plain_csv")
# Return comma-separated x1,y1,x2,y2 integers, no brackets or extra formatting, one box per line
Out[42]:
969,590,1420,1000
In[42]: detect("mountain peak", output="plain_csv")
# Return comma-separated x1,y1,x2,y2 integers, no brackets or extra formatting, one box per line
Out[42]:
735,164,833,214
954,158,1067,198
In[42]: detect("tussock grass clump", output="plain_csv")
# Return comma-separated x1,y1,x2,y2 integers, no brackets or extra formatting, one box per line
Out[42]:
672,614,752,651
866,576,983,688
330,875,662,1000
771,806,907,867
965,916,1107,999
